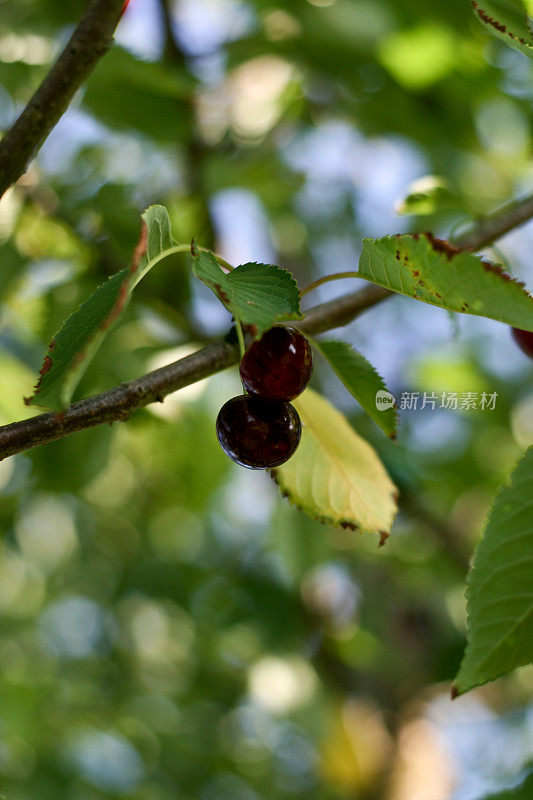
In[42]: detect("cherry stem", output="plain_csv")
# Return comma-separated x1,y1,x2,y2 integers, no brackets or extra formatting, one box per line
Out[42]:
300,271,361,298
213,253,235,272
235,319,246,360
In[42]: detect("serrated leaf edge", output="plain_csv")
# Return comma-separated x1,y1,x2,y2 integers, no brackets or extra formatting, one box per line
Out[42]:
312,337,399,439
360,233,533,329
471,0,533,51
192,256,304,336
271,394,398,542
25,220,149,408
452,447,533,697
269,469,391,546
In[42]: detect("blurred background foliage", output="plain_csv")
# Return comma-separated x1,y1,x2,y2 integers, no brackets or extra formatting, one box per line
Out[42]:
1,0,533,798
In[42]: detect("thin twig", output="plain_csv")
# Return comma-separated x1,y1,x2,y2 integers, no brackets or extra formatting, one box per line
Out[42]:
0,0,125,200
454,192,533,250
1,189,533,461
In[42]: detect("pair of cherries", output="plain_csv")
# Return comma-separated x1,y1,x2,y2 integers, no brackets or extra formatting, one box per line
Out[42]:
216,325,532,470
216,326,313,469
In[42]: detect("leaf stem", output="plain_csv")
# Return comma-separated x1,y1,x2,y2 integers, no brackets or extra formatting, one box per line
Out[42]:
300,272,361,297
213,254,235,272
166,244,235,271
130,243,234,291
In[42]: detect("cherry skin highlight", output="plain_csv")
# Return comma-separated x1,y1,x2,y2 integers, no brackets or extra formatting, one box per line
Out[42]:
216,395,301,469
512,327,533,359
239,326,313,401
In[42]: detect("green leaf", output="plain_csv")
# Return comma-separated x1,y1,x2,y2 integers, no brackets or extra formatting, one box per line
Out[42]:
313,339,398,438
396,175,462,216
453,447,533,697
26,205,174,409
83,47,194,141
478,770,533,800
192,253,303,337
272,388,398,542
470,1,533,59
358,234,533,331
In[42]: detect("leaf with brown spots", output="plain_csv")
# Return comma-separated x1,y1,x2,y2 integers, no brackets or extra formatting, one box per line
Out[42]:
26,205,174,409
358,234,533,331
192,252,303,338
470,1,533,59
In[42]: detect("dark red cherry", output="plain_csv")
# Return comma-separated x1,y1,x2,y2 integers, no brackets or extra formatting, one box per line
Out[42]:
239,326,313,401
216,395,301,469
512,327,533,359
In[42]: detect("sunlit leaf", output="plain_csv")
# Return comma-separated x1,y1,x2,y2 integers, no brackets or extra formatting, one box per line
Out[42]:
453,447,533,696
313,339,398,438
192,252,302,337
358,234,533,331
470,1,533,59
26,205,174,409
272,388,398,541
396,175,461,216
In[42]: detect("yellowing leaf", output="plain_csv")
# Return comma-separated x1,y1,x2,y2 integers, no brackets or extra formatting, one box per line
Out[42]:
272,388,398,541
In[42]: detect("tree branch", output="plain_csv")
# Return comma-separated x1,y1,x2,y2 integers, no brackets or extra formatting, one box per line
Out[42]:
1,190,533,461
454,192,533,250
0,285,386,461
0,0,125,200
